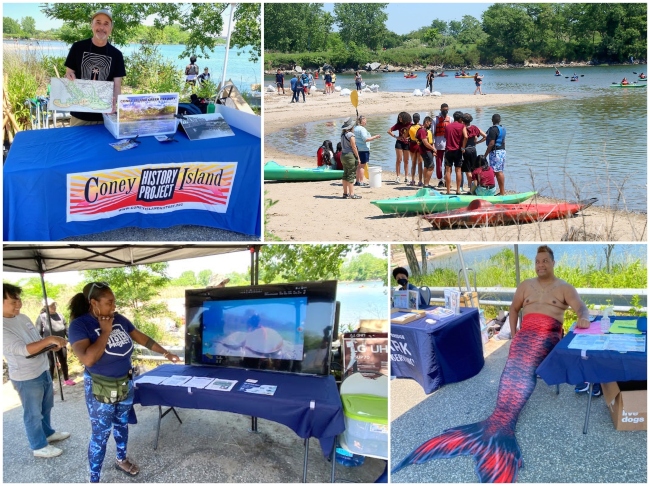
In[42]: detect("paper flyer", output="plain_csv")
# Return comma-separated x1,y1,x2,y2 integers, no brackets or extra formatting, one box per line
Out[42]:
134,374,167,385
205,378,238,391
444,289,461,314
239,383,277,396
159,375,192,386
184,376,216,389
428,307,455,319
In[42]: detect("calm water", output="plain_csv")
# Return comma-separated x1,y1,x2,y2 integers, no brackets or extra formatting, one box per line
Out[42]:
266,66,647,211
422,244,647,273
5,39,261,91
336,280,388,333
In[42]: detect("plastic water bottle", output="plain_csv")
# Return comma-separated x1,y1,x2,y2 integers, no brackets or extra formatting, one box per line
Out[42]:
600,309,611,334
335,446,365,467
206,102,216,114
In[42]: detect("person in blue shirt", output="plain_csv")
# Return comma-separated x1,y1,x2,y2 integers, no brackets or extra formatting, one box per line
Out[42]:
392,267,428,308
289,74,299,103
68,282,180,483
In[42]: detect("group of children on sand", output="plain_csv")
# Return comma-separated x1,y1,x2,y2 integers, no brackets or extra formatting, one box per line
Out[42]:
386,107,496,196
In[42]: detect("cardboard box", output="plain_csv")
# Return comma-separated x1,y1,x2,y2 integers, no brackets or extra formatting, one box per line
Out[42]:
390,309,425,325
601,381,647,431
460,291,480,308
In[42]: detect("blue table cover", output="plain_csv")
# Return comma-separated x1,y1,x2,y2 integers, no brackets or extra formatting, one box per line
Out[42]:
537,316,647,385
4,125,260,240
133,364,344,457
390,307,483,394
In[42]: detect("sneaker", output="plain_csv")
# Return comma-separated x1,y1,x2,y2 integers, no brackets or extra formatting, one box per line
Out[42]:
395,177,402,183
64,379,76,386
33,445,62,458
418,182,424,187
409,180,416,186
353,182,361,186
342,194,349,199
591,383,602,397
437,180,445,188
47,431,71,443
574,382,590,393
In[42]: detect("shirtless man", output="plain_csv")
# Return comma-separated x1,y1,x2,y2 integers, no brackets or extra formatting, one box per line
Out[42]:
509,245,590,338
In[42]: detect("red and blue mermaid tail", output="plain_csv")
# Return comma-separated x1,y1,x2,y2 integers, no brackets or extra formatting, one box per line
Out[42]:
392,313,562,483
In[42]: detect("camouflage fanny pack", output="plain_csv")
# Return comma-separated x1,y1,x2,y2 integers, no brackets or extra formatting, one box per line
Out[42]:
89,371,130,404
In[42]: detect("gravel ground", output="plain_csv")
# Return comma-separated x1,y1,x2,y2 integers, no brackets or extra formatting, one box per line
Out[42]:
3,379,383,483
60,225,259,242
391,341,647,483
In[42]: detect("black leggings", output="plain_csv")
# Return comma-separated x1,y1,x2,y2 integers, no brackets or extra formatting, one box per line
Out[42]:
48,347,69,381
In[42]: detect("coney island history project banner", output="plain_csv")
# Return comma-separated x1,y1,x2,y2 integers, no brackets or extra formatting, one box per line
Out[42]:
67,161,237,221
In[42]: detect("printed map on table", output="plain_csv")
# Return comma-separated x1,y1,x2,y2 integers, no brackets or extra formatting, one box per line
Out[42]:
48,78,113,113
66,161,237,222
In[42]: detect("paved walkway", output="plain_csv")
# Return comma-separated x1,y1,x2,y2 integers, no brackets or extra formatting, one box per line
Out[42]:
391,339,647,483
3,379,383,483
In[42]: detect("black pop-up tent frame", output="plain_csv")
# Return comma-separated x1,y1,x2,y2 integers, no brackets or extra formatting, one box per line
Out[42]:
3,244,261,400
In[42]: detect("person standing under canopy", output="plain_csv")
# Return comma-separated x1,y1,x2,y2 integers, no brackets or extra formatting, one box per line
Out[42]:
64,9,125,126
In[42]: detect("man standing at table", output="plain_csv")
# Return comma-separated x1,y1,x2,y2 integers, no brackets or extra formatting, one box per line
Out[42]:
392,267,428,308
393,245,594,482
509,245,591,338
64,9,126,126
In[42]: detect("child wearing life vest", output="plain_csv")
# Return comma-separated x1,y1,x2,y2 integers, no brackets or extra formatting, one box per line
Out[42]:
408,113,423,186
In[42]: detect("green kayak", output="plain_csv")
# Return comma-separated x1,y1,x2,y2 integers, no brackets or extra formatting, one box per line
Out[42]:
610,83,646,88
264,161,344,181
370,188,537,215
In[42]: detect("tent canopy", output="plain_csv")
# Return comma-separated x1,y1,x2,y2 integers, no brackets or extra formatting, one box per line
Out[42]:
3,244,255,275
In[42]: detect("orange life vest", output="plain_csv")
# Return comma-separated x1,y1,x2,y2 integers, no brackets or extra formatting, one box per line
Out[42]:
434,115,450,137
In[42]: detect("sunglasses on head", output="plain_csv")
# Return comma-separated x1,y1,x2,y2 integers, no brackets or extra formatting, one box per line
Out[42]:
87,282,109,300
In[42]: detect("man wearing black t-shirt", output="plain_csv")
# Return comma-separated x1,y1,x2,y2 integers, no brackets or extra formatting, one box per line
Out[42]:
64,9,126,126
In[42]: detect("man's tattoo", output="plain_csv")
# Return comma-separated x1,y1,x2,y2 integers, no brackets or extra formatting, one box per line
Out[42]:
144,337,156,350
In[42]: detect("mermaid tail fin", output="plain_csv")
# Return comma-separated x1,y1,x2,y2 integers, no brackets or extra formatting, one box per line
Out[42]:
392,421,523,483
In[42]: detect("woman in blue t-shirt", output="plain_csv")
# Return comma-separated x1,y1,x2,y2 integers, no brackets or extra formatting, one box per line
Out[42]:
68,282,180,483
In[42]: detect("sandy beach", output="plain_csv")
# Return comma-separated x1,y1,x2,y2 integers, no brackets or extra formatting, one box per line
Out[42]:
264,90,647,242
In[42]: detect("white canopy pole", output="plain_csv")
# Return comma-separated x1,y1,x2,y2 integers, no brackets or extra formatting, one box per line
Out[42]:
457,245,471,291
220,3,236,91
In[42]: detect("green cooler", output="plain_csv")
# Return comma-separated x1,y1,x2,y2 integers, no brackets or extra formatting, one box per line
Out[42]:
341,393,388,459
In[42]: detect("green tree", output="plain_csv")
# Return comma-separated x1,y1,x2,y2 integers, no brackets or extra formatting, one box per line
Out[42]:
259,245,366,283
83,264,170,339
197,269,212,287
481,4,534,62
229,3,261,62
174,270,197,287
20,16,37,37
457,15,485,45
42,3,260,61
11,277,65,303
422,28,441,47
3,17,21,35
264,4,333,53
341,254,388,283
334,3,388,51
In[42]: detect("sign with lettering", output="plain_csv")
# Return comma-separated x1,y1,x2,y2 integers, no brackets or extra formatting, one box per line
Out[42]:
342,332,388,378
66,161,237,221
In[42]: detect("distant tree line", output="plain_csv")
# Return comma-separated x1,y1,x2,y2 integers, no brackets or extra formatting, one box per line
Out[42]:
265,3,647,69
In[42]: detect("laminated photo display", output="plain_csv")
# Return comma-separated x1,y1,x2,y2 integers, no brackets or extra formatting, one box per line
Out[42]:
103,92,179,139
444,289,461,314
392,290,419,310
180,113,236,141
48,77,114,113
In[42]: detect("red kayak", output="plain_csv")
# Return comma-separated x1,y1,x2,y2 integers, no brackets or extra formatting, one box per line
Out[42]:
423,198,597,229
404,74,417,78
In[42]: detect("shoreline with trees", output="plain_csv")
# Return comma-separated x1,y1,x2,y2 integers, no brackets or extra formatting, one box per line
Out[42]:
264,3,647,72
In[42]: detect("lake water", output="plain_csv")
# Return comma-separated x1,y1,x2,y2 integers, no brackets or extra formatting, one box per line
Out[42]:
265,66,647,211
5,39,261,91
336,280,388,333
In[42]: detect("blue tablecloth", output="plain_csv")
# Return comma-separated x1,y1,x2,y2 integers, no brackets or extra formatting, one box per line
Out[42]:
133,364,344,457
537,317,647,385
390,307,483,394
4,125,260,240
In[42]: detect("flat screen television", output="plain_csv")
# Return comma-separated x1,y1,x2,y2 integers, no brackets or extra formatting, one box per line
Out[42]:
185,281,338,375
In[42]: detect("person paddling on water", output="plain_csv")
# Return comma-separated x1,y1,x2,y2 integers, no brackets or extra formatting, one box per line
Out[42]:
621,77,630,85
555,69,560,75
640,73,647,79
64,9,125,126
